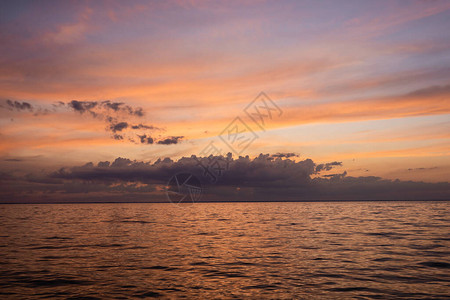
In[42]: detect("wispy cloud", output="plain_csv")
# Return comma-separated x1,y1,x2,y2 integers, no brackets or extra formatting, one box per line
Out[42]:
5,100,33,111
0,99,187,145
0,0,449,187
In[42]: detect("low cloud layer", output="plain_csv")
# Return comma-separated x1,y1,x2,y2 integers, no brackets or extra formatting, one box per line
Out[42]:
1,154,448,203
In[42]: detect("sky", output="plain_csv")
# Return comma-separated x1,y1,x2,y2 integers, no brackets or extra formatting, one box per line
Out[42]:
0,0,449,202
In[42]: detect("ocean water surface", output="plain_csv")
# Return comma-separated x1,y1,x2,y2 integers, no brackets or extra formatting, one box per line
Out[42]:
0,202,449,299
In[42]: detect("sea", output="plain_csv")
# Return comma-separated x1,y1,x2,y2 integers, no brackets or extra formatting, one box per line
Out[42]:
0,202,449,299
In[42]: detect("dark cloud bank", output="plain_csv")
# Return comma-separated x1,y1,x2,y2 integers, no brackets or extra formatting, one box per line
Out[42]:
0,154,448,203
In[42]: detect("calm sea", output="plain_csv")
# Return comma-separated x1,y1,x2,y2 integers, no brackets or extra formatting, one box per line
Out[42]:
0,202,449,299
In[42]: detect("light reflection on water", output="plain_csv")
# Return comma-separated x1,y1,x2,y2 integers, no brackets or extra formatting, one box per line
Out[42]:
0,202,449,299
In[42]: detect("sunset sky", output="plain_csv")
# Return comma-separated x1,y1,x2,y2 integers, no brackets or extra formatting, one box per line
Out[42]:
1,0,449,202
